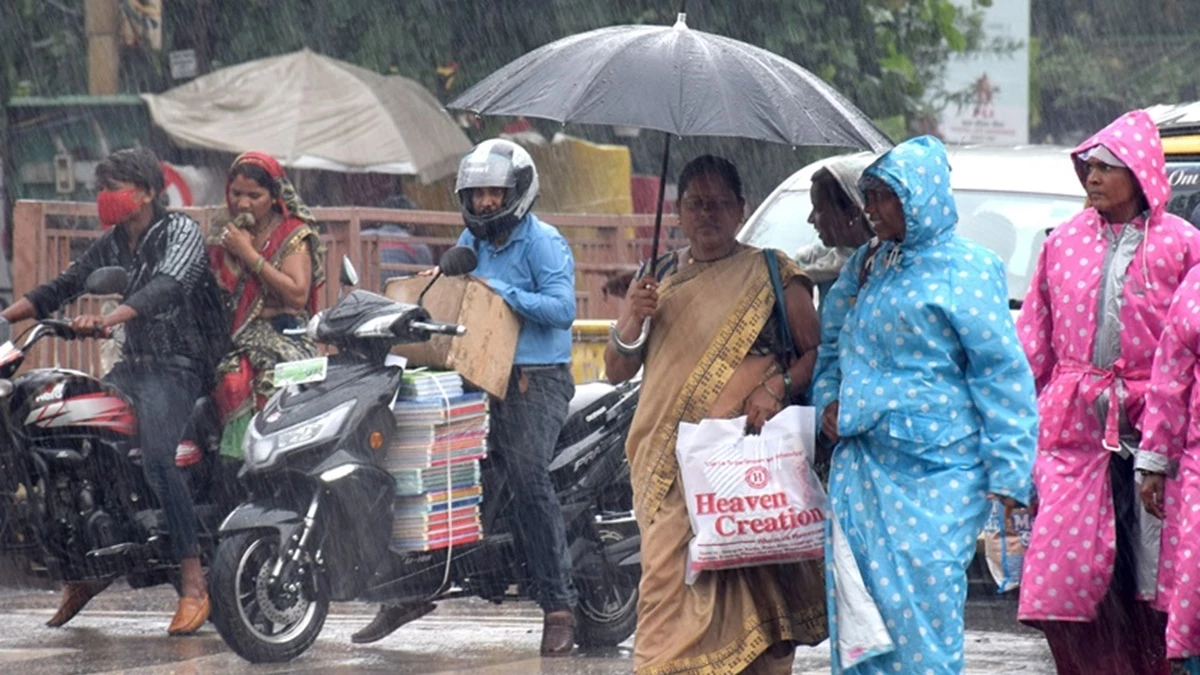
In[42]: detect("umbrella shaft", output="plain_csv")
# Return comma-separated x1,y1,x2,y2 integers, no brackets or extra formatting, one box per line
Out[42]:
649,132,672,277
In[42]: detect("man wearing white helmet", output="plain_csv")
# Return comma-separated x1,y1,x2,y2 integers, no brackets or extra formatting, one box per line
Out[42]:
353,139,580,656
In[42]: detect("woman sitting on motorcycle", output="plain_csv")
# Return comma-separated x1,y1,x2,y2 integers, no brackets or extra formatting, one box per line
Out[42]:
202,152,325,459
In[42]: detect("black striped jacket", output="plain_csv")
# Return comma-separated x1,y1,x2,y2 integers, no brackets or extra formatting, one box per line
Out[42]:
26,212,228,375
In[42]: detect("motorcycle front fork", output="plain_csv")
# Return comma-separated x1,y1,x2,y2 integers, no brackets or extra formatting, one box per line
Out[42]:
270,489,321,590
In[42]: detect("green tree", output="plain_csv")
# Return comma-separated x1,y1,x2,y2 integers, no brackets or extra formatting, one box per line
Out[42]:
4,1,987,130
1,0,994,200
1031,0,1198,142
0,0,88,99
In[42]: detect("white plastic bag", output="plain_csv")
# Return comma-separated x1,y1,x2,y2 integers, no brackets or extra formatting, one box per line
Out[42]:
676,406,826,585
830,515,895,668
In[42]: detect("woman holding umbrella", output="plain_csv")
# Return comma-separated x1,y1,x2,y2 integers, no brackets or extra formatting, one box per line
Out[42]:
605,155,827,674
451,13,890,671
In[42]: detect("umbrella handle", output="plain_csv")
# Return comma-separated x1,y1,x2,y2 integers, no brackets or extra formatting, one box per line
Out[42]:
612,316,652,353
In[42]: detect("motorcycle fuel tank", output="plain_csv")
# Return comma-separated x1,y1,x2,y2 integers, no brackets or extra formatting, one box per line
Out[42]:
11,368,136,441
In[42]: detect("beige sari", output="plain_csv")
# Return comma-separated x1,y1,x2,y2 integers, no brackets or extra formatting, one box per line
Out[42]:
629,247,827,675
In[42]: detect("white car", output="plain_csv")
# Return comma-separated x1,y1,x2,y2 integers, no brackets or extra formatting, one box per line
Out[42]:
736,145,1088,306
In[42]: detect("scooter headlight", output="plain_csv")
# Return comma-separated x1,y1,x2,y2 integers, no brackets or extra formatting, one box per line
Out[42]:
245,399,355,468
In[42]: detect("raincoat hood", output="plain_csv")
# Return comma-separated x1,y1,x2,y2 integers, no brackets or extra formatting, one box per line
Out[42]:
1072,109,1170,222
861,135,956,251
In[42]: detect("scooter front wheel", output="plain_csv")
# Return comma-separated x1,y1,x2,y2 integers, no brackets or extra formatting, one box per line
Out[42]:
209,530,328,663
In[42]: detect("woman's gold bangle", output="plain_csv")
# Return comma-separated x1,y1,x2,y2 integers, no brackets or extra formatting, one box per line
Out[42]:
252,256,266,275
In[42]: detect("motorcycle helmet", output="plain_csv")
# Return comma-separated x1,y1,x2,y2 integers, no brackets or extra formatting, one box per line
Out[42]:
455,139,540,243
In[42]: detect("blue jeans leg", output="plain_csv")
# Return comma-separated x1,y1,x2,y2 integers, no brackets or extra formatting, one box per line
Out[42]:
106,364,203,562
489,365,576,612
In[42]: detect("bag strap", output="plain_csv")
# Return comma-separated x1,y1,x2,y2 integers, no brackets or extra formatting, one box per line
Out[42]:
763,249,795,358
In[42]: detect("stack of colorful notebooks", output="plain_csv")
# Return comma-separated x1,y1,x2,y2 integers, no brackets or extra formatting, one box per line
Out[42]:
388,370,488,552
397,370,465,400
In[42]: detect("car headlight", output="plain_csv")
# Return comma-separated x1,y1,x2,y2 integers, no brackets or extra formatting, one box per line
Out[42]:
245,399,355,468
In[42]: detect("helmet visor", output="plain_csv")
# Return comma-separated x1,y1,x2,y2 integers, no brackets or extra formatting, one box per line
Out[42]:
456,146,519,192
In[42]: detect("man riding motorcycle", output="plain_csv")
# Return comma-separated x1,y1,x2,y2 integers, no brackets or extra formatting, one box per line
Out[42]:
0,148,228,634
354,139,581,657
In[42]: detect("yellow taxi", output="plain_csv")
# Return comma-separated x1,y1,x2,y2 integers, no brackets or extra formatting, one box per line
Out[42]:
1149,101,1200,222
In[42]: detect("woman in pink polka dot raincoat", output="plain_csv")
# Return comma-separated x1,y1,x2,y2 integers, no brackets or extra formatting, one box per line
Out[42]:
1137,265,1200,675
1016,109,1200,675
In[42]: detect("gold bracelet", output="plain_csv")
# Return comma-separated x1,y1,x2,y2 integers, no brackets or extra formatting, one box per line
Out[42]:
252,256,266,275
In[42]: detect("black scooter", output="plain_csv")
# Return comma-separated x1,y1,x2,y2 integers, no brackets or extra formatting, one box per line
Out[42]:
209,248,640,663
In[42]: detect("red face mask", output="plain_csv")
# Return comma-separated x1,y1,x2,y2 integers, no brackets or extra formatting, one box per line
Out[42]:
97,188,142,228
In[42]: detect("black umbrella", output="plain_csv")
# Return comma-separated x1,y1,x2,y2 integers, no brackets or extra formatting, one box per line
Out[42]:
449,7,891,342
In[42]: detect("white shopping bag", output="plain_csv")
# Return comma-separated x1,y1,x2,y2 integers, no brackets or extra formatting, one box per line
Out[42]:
676,406,826,585
830,516,895,668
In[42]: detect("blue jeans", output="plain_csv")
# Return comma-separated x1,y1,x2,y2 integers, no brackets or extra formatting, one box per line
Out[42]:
489,364,576,612
106,361,203,562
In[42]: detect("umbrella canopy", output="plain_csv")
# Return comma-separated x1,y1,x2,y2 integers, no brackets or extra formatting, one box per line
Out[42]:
450,11,890,346
143,49,472,183
449,14,892,153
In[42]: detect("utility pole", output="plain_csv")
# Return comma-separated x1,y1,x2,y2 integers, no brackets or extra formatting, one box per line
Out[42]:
84,0,121,95
195,0,212,75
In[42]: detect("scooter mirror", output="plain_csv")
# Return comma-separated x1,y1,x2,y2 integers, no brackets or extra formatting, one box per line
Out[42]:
85,266,129,296
340,256,360,288
439,246,478,277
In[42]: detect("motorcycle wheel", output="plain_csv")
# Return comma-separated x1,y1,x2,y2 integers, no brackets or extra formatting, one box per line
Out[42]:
209,531,327,663
574,525,639,648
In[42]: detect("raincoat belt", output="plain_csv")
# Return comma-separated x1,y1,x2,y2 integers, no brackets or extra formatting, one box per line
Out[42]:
1053,359,1146,451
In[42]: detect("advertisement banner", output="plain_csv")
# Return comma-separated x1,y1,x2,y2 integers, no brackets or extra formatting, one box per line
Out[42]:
936,0,1031,145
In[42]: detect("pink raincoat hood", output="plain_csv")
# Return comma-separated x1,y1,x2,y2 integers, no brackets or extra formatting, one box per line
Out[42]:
1071,109,1170,224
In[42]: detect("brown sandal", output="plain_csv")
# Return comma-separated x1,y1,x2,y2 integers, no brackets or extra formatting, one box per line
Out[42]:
46,579,113,628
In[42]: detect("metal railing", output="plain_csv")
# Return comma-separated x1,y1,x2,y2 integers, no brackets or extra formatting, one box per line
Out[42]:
11,200,681,373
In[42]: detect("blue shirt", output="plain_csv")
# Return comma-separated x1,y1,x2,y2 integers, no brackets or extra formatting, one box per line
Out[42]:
457,214,575,365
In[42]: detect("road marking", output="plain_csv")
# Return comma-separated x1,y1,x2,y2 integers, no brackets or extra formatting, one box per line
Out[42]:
10,608,544,627
0,648,78,663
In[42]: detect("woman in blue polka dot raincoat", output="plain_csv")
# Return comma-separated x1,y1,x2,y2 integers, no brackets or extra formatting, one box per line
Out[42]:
811,135,1039,674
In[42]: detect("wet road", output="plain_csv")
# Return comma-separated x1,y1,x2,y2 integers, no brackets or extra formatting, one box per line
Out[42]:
0,584,1054,674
